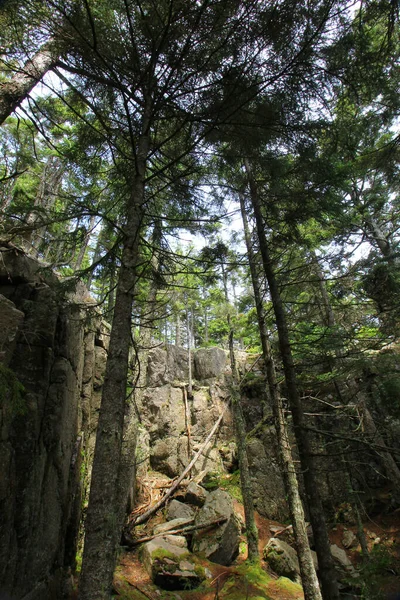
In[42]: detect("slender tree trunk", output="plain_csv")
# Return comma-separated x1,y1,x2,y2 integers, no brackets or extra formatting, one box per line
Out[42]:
186,300,193,397
78,124,149,600
364,216,392,259
22,156,64,254
341,455,369,559
74,214,97,271
224,267,259,563
244,158,339,600
229,334,259,563
0,39,61,125
239,193,322,600
176,314,181,346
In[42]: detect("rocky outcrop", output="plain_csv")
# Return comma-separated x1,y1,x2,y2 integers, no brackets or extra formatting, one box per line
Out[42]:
0,247,105,600
138,351,234,479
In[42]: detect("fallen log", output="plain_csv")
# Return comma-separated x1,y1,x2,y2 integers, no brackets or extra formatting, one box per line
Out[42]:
127,516,228,546
131,408,227,526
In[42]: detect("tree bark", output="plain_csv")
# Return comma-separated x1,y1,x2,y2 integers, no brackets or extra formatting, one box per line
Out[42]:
0,39,61,125
229,330,259,563
244,158,339,600
239,193,322,600
186,299,193,397
78,124,150,600
74,214,97,271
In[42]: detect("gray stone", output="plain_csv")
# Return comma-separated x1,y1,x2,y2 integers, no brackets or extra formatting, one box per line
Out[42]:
264,538,301,582
246,434,288,521
185,482,208,507
0,247,102,600
191,489,240,566
330,544,355,574
142,536,205,590
194,347,227,380
154,518,194,535
263,538,318,583
342,529,357,549
167,500,195,521
147,345,190,387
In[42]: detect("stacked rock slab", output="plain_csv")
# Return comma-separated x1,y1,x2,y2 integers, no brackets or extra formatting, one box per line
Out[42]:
191,489,240,566
0,246,106,600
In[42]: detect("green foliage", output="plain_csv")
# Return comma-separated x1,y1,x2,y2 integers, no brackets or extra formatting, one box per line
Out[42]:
0,363,25,416
219,471,243,503
357,544,399,600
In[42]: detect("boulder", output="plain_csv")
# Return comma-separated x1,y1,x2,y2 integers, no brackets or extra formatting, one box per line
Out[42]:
147,345,190,387
154,518,194,535
185,482,208,507
194,347,226,380
263,538,318,583
167,500,195,521
330,544,356,575
142,535,205,590
342,529,357,549
150,436,190,478
191,489,240,566
263,538,301,583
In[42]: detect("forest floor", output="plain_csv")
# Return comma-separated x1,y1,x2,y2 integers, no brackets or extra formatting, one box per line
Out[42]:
113,501,304,600
70,487,400,600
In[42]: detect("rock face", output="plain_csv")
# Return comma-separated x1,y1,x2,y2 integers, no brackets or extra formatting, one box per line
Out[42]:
0,247,105,600
138,353,234,479
142,535,205,590
191,489,240,566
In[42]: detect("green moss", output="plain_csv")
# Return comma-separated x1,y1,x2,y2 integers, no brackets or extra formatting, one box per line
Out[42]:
202,471,221,491
150,548,178,561
193,564,205,578
219,576,271,599
0,363,25,416
275,576,303,593
236,563,272,587
220,471,243,502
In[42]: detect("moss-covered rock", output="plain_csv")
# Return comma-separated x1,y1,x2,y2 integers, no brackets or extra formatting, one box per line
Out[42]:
141,535,206,590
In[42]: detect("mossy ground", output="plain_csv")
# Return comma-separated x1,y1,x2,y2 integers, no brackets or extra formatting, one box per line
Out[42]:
113,550,304,600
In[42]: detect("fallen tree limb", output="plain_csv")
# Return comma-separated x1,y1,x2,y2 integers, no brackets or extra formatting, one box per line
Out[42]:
131,408,227,526
127,516,228,546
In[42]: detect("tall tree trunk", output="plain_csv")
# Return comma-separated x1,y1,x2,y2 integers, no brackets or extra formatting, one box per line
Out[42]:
186,300,193,398
74,214,97,271
0,39,61,125
244,158,339,600
227,312,259,562
239,193,322,600
176,314,181,346
22,155,64,254
78,125,149,600
364,216,392,259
